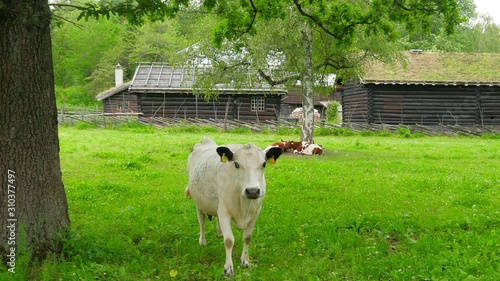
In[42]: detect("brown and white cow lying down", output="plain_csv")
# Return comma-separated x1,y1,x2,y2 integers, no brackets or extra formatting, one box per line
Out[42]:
263,139,293,153
185,138,282,276
288,140,324,155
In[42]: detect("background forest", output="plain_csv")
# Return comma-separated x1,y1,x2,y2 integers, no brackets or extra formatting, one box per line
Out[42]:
51,0,500,107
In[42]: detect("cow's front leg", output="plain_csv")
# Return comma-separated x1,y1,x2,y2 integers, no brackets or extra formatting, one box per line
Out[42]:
241,220,257,268
218,214,234,276
196,209,206,246
216,217,222,236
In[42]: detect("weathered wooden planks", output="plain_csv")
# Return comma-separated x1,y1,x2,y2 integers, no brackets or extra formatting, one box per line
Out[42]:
342,83,500,125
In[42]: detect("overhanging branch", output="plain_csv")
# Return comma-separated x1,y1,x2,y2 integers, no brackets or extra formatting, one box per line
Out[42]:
258,69,299,86
292,0,375,41
239,0,258,36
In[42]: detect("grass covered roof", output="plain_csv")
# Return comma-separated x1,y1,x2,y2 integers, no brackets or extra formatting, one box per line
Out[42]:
362,52,500,86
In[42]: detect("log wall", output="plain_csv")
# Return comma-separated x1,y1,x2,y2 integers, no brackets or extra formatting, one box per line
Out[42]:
106,92,283,122
342,83,500,125
341,83,371,123
103,92,140,114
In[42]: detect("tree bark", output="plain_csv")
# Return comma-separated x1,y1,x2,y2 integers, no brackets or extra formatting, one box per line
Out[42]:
0,0,70,264
301,22,315,143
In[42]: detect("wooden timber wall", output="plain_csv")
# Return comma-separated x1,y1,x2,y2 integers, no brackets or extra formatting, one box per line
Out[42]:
105,92,282,122
342,84,500,125
103,92,140,114
342,84,371,123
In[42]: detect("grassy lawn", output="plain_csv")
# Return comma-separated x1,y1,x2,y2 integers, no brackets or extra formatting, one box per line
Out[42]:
3,124,500,280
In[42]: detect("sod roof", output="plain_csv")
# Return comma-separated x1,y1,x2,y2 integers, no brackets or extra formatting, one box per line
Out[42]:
362,51,500,86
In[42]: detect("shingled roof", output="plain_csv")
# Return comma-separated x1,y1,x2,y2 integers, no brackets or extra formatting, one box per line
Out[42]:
129,63,195,91
128,62,285,93
96,81,131,101
361,52,500,86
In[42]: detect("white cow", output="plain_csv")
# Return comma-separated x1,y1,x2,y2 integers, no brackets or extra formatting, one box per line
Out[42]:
185,138,282,276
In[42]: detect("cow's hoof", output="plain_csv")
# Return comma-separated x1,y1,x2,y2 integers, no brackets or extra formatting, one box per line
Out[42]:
223,267,234,277
241,260,250,268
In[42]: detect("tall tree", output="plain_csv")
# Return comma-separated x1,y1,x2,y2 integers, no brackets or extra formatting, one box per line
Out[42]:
0,0,188,265
197,0,463,143
1,0,70,264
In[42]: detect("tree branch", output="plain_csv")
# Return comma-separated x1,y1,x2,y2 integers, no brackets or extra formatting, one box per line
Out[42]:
243,0,258,35
52,14,84,30
257,69,299,86
292,0,342,40
292,0,375,40
233,0,258,38
49,3,86,11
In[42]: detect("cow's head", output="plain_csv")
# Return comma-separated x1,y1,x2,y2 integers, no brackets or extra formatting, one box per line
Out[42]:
287,140,302,152
281,139,294,151
216,144,282,199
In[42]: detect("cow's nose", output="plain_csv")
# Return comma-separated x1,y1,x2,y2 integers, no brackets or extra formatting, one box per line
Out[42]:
244,188,260,199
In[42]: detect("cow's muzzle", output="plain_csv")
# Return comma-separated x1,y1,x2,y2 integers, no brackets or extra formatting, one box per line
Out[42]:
244,188,261,199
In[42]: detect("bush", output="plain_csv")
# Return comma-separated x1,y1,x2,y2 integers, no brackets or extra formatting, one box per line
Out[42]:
396,127,412,138
326,101,341,123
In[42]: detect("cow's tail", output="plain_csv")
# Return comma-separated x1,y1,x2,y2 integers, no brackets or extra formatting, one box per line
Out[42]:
185,186,191,198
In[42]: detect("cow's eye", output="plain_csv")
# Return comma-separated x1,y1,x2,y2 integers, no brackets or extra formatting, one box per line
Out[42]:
262,162,266,168
234,162,240,169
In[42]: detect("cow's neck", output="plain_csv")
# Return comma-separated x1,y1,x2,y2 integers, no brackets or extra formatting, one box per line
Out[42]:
232,197,263,229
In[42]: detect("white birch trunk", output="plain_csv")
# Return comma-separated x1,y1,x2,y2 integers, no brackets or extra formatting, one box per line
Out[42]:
301,23,315,143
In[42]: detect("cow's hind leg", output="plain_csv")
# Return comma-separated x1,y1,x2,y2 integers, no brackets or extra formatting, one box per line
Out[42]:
197,209,206,246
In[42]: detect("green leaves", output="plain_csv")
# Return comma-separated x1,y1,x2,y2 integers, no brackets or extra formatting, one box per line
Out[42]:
56,0,189,26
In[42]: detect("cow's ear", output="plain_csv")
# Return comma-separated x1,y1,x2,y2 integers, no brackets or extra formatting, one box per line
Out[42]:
266,147,283,164
216,147,234,162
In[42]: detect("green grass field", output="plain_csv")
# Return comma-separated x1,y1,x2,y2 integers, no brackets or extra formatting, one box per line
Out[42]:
3,124,500,280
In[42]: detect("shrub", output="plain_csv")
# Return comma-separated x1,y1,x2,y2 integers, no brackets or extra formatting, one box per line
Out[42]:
326,101,341,123
396,126,412,138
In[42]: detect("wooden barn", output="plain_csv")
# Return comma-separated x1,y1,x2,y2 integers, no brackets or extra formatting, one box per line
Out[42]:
342,52,500,125
96,63,286,122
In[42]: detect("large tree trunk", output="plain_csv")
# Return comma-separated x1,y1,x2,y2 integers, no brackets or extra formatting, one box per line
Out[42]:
0,0,70,267
301,22,315,143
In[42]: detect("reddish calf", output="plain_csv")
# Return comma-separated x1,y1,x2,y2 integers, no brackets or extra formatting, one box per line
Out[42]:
286,140,324,155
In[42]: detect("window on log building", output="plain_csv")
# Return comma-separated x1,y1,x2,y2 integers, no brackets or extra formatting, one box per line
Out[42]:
251,96,265,112
117,102,131,112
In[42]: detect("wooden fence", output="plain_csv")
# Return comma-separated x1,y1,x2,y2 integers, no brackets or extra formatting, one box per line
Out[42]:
57,107,500,136
58,106,142,127
343,123,500,136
